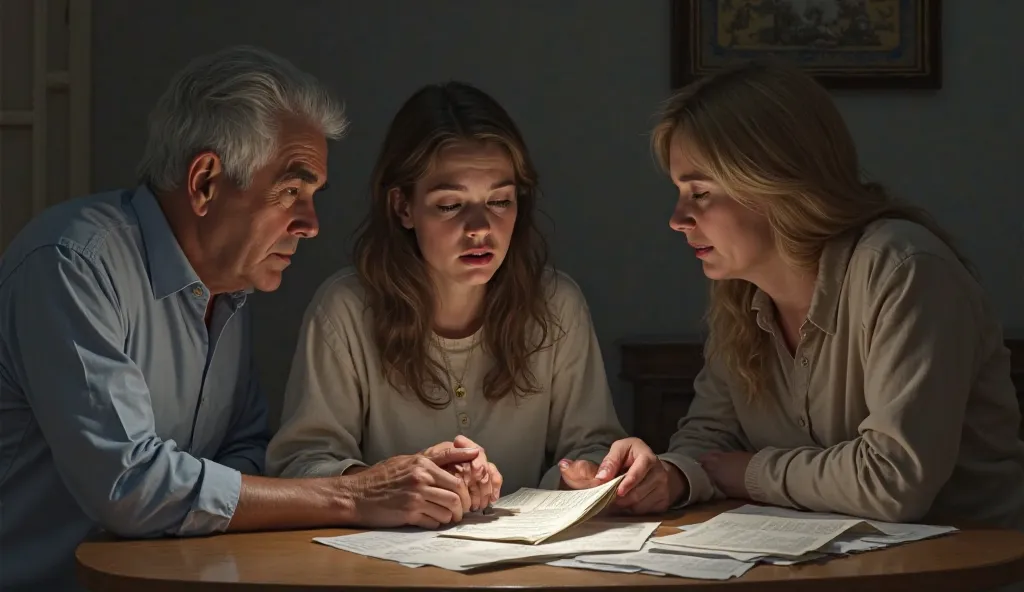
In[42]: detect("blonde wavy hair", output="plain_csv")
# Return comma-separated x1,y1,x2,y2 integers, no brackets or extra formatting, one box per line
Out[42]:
651,59,967,401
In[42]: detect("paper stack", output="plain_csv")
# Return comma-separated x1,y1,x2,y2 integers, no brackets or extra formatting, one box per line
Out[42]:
635,504,958,570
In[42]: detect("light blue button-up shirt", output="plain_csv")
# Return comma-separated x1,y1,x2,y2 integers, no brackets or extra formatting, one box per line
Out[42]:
0,185,269,591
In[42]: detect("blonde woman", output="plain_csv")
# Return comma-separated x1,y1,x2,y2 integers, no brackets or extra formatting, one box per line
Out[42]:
608,60,1024,528
266,81,634,527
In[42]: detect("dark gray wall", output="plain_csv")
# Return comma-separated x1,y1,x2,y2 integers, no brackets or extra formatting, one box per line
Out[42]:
91,1,1024,432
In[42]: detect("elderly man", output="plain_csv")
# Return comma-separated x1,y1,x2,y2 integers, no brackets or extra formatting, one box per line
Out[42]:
0,46,476,592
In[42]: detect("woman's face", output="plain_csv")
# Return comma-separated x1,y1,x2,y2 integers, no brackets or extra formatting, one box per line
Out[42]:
392,140,519,290
666,133,776,283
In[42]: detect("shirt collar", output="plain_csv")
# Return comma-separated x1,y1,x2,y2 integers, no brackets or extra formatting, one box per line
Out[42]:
749,230,860,337
131,185,250,306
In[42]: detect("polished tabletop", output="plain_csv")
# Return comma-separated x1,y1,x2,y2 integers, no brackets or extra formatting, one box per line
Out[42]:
76,501,1024,591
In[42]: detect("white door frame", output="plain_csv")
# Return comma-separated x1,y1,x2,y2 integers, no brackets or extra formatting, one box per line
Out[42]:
0,0,91,249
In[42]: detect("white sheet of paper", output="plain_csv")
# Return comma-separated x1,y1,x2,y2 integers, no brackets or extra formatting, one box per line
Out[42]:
373,536,522,571
653,522,826,564
408,520,660,570
456,520,659,568
657,511,880,557
439,475,625,544
547,558,666,576
577,542,756,580
313,529,438,561
730,504,958,548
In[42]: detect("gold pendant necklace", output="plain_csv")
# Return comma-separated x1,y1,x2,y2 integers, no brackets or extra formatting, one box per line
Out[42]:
435,333,476,399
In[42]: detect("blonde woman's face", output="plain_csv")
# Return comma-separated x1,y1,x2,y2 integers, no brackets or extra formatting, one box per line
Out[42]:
667,135,775,282
392,141,518,289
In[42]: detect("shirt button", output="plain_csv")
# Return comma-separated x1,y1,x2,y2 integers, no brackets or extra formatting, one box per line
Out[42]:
798,417,807,427
458,413,470,427
192,286,204,297
800,357,809,367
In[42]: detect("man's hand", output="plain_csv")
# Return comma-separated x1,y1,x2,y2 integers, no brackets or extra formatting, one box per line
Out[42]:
699,451,753,500
344,447,478,529
421,435,502,511
559,438,690,515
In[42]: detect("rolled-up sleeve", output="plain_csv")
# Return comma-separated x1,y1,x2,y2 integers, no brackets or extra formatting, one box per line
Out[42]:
744,254,977,522
7,246,240,537
660,360,753,505
541,282,628,490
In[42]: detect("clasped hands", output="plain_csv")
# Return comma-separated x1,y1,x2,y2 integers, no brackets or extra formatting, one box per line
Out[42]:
344,434,498,529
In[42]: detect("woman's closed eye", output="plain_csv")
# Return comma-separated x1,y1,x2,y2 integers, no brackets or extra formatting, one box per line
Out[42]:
488,199,513,208
437,203,461,212
692,191,710,201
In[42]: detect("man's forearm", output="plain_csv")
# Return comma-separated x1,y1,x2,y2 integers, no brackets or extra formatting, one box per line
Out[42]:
225,475,357,532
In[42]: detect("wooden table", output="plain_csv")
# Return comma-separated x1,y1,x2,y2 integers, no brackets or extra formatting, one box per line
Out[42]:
76,501,1024,591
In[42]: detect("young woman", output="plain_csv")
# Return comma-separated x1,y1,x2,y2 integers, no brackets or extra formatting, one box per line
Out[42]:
622,59,1024,528
266,81,631,527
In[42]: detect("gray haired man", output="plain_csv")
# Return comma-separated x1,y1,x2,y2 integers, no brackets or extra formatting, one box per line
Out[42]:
0,46,476,591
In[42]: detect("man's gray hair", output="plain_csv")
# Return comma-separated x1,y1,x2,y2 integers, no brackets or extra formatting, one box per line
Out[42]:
137,45,348,194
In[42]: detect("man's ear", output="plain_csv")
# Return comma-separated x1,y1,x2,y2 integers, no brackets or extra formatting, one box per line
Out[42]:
390,187,414,229
185,152,225,216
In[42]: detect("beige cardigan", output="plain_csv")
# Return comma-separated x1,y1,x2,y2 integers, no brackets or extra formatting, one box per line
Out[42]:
267,268,627,493
661,219,1024,528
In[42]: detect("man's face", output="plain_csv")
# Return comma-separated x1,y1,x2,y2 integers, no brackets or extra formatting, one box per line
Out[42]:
194,117,329,293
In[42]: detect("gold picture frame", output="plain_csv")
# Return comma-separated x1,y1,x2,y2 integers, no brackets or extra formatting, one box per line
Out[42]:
672,0,942,89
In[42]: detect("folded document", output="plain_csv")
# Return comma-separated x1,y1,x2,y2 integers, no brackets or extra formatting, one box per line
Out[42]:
437,474,627,544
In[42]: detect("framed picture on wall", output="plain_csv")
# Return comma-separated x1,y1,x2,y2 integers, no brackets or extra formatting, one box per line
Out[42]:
672,0,942,89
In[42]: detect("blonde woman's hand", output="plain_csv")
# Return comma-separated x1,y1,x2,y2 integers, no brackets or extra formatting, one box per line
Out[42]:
560,437,681,514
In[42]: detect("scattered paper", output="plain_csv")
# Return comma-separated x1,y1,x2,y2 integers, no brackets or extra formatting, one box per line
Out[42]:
315,519,658,572
439,475,625,544
313,501,957,580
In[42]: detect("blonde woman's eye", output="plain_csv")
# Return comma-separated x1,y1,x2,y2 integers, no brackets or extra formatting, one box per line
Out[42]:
692,191,710,200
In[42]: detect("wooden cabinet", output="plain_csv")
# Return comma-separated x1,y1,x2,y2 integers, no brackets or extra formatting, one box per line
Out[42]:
620,338,1024,454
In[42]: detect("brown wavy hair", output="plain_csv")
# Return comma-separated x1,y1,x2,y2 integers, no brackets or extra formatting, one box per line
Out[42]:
353,81,554,409
651,59,969,402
